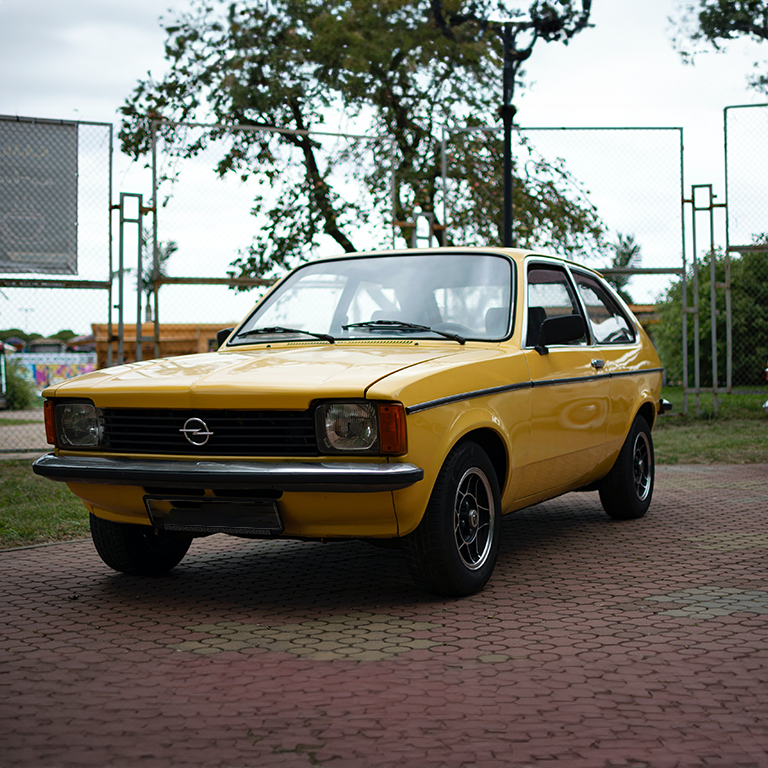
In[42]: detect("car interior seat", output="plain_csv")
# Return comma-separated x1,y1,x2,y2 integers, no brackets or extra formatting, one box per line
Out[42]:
526,306,547,346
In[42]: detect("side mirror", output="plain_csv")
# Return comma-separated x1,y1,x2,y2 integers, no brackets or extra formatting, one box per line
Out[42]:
216,327,235,347
535,315,585,355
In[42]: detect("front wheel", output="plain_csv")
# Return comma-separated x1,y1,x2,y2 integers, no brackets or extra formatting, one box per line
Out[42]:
402,441,502,596
89,514,192,575
599,415,654,520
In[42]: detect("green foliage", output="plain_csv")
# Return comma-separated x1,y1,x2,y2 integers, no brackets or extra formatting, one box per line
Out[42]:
50,329,76,341
1,329,76,348
606,232,642,304
660,384,767,419
119,0,600,281
140,227,177,295
0,329,41,346
4,359,36,411
672,1,768,93
685,0,768,45
139,227,178,319
654,248,768,387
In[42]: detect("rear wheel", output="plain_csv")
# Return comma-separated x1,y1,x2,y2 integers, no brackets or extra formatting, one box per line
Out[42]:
89,514,192,575
599,415,654,520
402,441,501,596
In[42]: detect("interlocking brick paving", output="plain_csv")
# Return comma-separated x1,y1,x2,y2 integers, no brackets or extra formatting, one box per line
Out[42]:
0,464,766,767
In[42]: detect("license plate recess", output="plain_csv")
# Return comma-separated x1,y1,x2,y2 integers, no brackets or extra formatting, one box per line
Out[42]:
145,497,283,536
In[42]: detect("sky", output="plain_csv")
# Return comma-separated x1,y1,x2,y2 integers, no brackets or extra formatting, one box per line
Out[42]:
0,0,765,335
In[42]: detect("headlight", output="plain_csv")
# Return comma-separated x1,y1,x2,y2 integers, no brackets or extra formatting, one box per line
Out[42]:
316,402,378,453
55,402,102,448
314,401,407,455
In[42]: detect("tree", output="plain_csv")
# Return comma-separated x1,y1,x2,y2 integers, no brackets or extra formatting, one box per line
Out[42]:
607,232,642,304
0,329,42,347
139,228,178,321
671,1,768,94
654,245,768,387
3,358,36,411
50,329,77,342
120,0,602,281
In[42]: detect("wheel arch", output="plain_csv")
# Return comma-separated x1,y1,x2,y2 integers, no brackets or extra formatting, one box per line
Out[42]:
636,399,656,431
455,427,509,495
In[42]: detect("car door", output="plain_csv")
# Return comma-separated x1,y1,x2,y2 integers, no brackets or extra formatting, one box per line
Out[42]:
570,268,645,455
517,261,611,500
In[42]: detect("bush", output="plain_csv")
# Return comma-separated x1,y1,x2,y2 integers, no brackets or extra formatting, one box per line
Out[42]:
3,358,36,410
654,249,768,387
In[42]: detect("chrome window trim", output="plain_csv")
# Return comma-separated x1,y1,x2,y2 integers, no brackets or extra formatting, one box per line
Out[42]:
567,266,641,347
522,255,592,349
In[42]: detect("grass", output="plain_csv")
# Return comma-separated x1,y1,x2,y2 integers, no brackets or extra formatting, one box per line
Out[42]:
654,419,768,464
0,418,43,426
654,386,768,465
660,385,767,420
0,459,89,549
1,387,765,548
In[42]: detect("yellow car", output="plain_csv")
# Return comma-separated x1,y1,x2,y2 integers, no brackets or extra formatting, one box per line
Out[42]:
34,248,666,596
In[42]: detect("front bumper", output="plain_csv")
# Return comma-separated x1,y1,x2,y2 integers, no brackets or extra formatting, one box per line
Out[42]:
32,454,424,493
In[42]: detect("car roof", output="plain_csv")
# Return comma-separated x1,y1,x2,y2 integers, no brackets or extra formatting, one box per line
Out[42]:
309,246,605,279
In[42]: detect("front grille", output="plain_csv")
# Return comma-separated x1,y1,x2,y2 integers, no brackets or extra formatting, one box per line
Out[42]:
99,409,317,456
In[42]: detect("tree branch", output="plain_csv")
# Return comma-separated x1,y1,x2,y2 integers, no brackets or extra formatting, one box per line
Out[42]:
288,99,357,253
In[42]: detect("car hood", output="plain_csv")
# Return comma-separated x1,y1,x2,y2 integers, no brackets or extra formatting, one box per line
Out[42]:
46,343,467,409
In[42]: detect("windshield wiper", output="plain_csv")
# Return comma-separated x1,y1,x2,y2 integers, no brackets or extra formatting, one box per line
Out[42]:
234,326,335,343
343,320,465,345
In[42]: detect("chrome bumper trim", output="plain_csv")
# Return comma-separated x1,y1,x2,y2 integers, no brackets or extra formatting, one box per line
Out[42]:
32,454,424,493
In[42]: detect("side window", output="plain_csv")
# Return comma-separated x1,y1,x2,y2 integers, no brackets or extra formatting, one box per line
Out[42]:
573,272,636,345
526,265,587,347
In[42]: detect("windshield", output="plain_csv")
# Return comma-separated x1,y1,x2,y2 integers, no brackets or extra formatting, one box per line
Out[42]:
231,253,514,345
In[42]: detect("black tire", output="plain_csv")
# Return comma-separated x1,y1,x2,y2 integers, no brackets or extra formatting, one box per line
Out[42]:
89,514,192,575
402,441,502,597
599,414,654,520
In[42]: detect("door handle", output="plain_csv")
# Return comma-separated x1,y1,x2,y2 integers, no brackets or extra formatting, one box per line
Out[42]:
591,359,605,369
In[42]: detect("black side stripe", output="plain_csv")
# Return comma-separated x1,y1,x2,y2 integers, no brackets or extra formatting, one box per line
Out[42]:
610,367,664,379
405,367,664,415
406,382,532,415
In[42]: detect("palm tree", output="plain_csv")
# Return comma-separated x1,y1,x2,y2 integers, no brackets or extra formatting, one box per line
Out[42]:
140,228,178,322
608,233,642,304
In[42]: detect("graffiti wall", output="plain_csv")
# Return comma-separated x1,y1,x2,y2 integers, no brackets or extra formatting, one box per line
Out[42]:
8,353,96,393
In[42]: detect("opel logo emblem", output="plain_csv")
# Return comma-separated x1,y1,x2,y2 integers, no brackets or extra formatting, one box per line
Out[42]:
180,417,213,446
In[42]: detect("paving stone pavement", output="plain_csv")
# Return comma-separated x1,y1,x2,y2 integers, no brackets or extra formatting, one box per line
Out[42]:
0,464,766,768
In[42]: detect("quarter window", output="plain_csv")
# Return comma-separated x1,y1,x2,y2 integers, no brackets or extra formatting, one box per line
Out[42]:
573,272,636,345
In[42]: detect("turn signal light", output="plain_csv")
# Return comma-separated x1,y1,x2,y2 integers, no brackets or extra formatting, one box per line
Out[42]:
378,403,407,455
44,400,56,445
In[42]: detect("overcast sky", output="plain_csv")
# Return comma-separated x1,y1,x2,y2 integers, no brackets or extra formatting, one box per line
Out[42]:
1,0,763,176
0,0,765,333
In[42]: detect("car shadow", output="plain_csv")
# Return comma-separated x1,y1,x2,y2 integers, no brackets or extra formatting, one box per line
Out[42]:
81,492,619,613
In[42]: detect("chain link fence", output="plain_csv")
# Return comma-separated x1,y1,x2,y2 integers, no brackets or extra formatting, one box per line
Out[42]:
723,104,768,391
2,111,764,454
441,126,685,379
1,116,112,451
142,120,391,344
149,122,685,362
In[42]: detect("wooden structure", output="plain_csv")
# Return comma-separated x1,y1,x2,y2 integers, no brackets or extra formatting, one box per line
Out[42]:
91,324,230,369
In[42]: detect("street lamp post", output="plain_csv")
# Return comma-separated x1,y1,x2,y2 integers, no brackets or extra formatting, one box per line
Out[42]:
486,1,591,249
499,23,516,248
